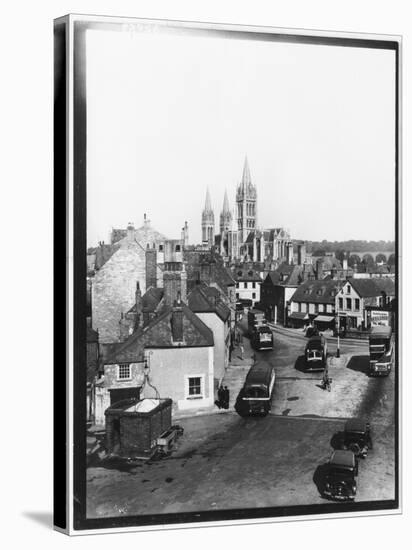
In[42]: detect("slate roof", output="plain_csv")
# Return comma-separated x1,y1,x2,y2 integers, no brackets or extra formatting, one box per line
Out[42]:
263,262,313,287
105,301,214,364
349,277,395,298
291,279,344,305
188,285,230,322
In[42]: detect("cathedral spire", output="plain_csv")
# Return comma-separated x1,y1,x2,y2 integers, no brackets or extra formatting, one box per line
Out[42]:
204,187,212,212
202,187,215,247
222,189,230,213
241,155,251,188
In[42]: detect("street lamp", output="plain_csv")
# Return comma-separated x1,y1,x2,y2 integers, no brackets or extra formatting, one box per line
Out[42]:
336,312,340,358
336,296,341,358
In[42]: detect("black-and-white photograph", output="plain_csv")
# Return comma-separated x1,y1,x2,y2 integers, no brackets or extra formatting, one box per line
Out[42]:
56,14,400,533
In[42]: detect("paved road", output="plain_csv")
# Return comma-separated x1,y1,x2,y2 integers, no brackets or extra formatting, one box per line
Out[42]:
87,324,396,519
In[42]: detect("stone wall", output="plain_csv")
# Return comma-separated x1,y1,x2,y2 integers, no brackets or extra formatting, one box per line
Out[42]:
92,242,147,343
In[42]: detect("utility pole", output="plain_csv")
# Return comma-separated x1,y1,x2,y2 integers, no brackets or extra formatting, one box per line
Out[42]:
336,309,340,358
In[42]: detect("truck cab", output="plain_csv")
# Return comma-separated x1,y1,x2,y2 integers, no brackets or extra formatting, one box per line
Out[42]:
369,326,393,376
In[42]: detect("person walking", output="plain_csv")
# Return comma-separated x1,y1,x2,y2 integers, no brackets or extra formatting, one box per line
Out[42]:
240,344,244,360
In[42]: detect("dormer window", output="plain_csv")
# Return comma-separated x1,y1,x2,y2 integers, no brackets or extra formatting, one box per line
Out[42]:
316,289,323,296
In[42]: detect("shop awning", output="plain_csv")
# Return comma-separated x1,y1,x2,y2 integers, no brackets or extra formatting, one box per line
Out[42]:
314,315,335,323
289,312,309,320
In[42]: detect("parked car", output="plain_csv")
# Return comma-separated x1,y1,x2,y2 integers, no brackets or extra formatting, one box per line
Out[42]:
323,450,358,501
340,418,372,458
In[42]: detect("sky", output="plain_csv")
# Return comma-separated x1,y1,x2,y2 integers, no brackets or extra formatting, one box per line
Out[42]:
86,25,396,247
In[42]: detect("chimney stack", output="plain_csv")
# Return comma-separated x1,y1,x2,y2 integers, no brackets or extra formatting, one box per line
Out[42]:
135,281,142,328
316,258,324,280
171,297,184,342
119,312,131,342
297,242,306,266
127,222,135,241
145,244,157,290
163,262,186,306
287,242,294,265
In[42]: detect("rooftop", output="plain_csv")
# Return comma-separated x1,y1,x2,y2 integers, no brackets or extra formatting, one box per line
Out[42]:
105,301,214,364
291,278,344,304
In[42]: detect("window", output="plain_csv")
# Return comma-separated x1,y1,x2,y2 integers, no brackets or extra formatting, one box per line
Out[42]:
236,282,239,288
244,282,248,289
298,302,301,312
175,244,181,252
354,299,360,311
118,363,131,380
346,298,352,310
346,285,351,294
187,376,203,399
236,293,239,299
252,293,256,299
252,282,256,288
338,297,343,309
159,244,164,252
314,303,319,313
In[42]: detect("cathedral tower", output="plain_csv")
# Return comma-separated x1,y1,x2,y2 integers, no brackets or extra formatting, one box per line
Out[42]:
219,190,232,234
228,207,239,261
236,156,257,245
201,187,215,247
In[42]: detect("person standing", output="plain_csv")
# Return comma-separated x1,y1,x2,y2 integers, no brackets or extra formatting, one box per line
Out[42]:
223,386,230,409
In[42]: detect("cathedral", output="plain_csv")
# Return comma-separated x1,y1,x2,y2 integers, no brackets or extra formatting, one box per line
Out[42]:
201,157,293,265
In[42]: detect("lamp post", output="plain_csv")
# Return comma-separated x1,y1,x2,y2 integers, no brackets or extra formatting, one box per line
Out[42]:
336,304,341,358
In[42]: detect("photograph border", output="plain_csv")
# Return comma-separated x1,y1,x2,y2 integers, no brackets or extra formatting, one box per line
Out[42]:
54,14,402,534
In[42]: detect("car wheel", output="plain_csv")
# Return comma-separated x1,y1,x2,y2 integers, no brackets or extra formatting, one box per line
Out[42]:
349,443,361,455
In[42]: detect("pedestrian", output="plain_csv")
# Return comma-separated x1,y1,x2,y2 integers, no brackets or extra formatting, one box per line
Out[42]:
240,344,244,360
215,384,224,409
223,386,230,409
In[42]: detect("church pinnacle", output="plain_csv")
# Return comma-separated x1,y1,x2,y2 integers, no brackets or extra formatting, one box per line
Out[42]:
202,187,215,247
220,189,232,234
241,155,251,188
204,187,213,213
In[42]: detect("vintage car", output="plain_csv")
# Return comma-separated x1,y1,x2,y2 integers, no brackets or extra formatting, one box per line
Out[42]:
341,418,372,458
323,450,358,501
304,334,327,371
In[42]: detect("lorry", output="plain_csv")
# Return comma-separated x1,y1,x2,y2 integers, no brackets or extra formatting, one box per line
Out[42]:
368,325,394,376
247,308,266,336
304,334,327,371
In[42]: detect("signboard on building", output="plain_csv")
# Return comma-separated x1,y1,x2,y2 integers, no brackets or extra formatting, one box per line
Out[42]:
370,310,390,326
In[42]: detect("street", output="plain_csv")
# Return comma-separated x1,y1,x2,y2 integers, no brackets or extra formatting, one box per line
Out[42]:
86,326,396,518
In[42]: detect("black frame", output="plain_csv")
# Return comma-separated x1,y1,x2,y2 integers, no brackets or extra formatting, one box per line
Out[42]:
54,15,401,533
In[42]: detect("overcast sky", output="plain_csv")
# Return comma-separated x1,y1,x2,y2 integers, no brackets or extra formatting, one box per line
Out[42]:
86,26,396,247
